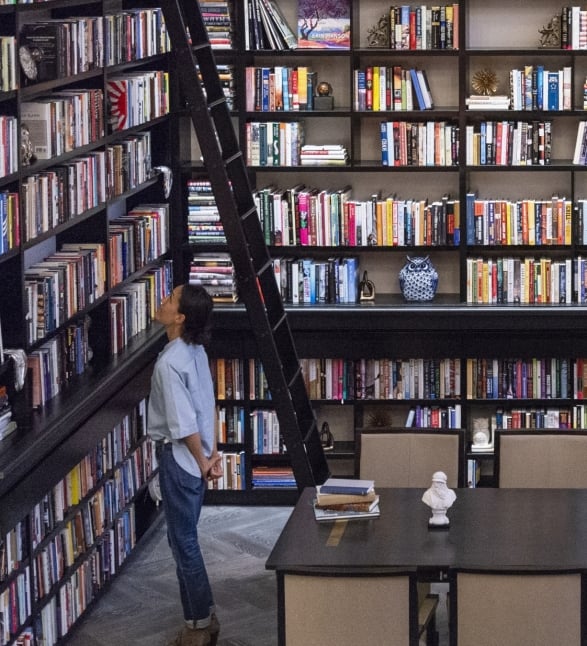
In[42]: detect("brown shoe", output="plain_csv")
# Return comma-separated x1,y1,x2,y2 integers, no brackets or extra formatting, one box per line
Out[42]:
209,614,220,646
166,625,211,646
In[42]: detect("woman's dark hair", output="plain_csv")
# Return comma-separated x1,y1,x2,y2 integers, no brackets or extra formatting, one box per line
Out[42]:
178,284,213,346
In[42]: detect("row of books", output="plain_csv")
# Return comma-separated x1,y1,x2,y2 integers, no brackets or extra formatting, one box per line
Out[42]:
465,194,573,246
561,6,587,50
243,0,297,51
465,120,552,167
245,65,317,111
465,357,581,400
35,505,136,643
0,191,19,256
211,359,245,400
111,261,173,355
0,115,17,178
272,256,360,305
19,9,169,85
22,130,154,244
493,406,582,430
299,357,462,401
187,179,226,245
21,88,104,161
380,120,459,167
208,451,246,490
387,4,459,50
201,0,234,49
246,120,304,166
189,253,237,302
108,204,170,287
251,408,283,454
313,478,380,523
215,406,245,443
0,565,30,642
106,70,169,132
25,244,106,343
466,256,575,305
251,466,295,488
254,184,459,247
493,405,587,429
27,317,92,409
405,403,462,428
103,8,169,65
508,66,572,112
3,400,148,578
32,452,144,602
354,66,433,112
0,36,16,92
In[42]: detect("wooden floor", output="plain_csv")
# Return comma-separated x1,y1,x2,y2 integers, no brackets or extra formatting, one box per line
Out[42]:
65,504,449,645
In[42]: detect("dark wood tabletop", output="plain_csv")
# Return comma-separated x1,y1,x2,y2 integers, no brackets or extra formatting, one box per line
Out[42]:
266,487,587,578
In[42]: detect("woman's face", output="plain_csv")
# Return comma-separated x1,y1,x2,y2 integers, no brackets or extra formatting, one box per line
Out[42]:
156,285,184,327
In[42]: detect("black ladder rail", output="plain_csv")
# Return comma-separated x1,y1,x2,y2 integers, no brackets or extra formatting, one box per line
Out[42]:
161,0,330,491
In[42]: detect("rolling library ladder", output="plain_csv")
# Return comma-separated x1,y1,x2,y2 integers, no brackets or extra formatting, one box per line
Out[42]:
161,0,330,490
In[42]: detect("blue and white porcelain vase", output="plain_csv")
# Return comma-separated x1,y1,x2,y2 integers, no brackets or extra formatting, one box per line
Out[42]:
399,256,439,302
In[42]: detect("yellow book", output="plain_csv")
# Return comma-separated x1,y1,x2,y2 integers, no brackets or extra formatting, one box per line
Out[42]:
297,66,308,109
372,66,380,111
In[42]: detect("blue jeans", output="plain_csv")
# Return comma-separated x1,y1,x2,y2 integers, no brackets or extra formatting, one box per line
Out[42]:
158,443,215,628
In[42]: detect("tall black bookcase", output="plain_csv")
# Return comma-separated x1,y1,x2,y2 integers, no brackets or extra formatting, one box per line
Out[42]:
177,0,587,500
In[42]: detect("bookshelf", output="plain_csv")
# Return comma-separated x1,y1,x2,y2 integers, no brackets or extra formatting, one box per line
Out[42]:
0,1,176,643
176,0,587,500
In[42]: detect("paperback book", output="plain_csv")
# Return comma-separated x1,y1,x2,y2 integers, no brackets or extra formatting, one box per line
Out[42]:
297,0,350,49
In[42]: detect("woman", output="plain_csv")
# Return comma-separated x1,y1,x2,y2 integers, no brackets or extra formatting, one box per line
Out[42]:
148,283,223,646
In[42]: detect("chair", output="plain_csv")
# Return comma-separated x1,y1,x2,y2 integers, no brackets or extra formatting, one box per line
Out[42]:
449,568,586,646
282,568,439,646
496,430,587,488
359,429,465,488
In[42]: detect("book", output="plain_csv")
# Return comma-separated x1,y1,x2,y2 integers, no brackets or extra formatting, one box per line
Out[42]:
315,488,379,505
297,0,351,49
315,493,379,513
313,503,380,522
319,477,375,495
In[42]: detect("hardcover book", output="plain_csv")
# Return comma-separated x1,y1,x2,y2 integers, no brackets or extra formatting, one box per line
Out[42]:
319,477,375,495
297,0,350,49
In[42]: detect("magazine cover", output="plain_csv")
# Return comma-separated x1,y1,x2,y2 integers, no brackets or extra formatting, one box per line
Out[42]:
297,0,351,49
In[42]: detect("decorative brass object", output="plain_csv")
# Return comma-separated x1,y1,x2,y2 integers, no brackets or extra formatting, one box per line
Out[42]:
471,69,498,96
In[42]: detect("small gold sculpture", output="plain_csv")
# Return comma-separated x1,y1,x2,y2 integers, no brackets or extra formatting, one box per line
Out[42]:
317,81,332,97
539,14,561,48
471,69,498,96
367,14,390,48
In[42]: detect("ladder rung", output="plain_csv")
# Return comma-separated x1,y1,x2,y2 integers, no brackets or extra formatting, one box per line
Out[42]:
256,258,274,277
224,151,243,167
192,41,210,52
287,365,303,391
273,312,288,336
208,96,226,111
241,205,257,222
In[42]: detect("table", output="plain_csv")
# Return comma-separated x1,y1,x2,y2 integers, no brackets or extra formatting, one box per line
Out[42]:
266,487,587,644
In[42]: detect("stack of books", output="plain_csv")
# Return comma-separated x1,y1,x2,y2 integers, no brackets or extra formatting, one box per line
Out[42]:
186,179,226,244
300,144,348,166
189,252,237,302
200,0,234,49
465,95,511,110
313,477,380,522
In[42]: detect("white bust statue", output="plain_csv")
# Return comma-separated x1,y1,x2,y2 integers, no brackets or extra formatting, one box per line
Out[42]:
422,471,457,527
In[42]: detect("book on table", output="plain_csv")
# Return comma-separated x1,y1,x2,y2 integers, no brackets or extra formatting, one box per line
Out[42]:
319,477,375,495
313,503,380,522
